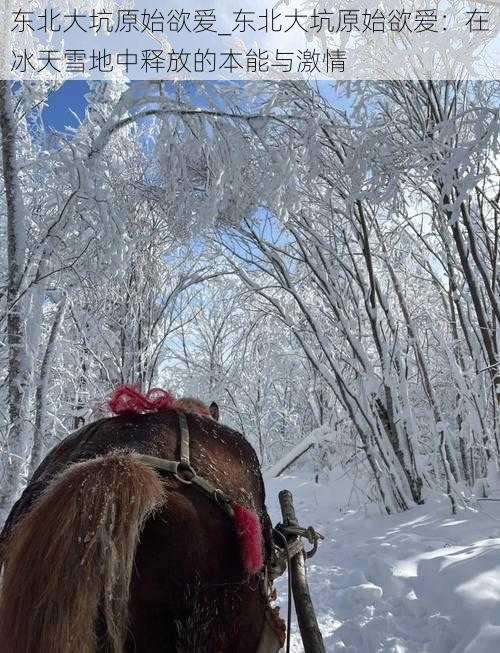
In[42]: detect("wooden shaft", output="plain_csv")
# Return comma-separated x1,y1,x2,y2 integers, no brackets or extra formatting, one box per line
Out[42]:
279,489,299,526
279,490,325,653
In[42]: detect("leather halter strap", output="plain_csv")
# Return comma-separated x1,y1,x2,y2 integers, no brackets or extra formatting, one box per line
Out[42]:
134,413,234,517
179,413,190,465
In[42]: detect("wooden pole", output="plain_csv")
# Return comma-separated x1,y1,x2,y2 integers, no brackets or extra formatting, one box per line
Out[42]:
278,489,325,653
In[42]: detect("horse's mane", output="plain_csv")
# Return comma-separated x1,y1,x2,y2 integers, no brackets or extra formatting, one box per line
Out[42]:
0,450,165,652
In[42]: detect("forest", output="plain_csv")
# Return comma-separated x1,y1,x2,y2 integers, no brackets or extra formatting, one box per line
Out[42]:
0,79,499,526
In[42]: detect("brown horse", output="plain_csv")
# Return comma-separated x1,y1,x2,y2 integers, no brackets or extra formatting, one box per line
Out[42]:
0,392,284,653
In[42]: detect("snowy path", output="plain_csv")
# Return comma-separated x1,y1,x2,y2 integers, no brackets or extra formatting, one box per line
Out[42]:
265,474,500,653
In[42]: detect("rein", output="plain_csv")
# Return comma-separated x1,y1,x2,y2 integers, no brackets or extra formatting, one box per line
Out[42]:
272,528,293,653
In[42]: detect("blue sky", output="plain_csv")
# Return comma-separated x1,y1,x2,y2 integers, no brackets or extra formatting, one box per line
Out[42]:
40,80,238,131
42,81,88,130
40,79,341,133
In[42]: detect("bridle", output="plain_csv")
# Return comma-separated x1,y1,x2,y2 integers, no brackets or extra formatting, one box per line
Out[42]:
135,412,234,517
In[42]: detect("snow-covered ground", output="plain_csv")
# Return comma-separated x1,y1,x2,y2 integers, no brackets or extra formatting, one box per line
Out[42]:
266,471,500,653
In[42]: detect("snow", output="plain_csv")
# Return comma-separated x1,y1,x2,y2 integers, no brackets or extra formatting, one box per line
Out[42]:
266,470,500,652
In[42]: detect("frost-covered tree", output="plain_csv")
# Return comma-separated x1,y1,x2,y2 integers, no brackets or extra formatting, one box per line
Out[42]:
218,81,499,513
0,79,290,521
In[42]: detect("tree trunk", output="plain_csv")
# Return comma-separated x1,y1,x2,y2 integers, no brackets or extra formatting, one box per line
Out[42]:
0,80,30,524
30,297,68,476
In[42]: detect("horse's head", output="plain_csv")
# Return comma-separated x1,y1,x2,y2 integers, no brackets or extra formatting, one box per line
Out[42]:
175,397,220,421
0,388,282,653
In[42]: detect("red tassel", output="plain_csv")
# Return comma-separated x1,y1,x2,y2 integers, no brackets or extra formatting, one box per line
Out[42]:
232,503,263,575
108,385,175,415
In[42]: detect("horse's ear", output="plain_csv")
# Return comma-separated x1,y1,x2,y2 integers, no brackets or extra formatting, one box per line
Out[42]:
209,401,220,421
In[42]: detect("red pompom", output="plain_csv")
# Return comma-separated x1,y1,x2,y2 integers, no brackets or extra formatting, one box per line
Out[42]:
108,385,175,415
232,503,263,575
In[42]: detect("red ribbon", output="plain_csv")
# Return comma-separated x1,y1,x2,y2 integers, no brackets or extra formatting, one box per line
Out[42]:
108,385,175,415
